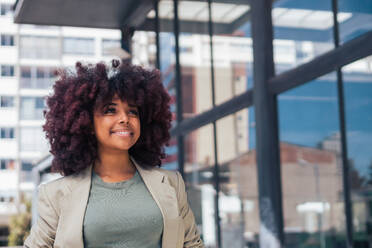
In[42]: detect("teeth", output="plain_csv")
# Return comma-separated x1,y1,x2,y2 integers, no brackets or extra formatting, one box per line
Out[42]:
113,131,131,135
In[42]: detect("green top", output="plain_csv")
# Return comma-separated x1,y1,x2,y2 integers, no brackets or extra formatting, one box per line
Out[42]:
83,170,164,248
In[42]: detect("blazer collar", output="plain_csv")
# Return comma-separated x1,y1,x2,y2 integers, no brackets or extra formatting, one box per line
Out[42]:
61,157,180,248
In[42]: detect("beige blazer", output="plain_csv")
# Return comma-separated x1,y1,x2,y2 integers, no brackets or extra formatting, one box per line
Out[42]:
24,157,204,248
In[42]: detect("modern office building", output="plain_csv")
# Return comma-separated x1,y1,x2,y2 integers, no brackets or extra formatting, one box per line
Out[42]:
12,0,372,247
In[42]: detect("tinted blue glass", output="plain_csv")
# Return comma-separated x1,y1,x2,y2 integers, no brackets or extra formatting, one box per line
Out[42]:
278,73,347,247
158,0,178,170
273,0,335,72
338,0,372,44
342,59,372,245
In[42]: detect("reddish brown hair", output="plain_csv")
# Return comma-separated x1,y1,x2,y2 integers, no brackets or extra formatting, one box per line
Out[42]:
43,61,172,176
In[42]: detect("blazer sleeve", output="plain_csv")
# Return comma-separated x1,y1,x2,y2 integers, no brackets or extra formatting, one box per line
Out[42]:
24,184,58,248
175,171,205,248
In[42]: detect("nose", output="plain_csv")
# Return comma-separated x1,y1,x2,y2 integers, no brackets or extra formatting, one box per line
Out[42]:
118,111,129,124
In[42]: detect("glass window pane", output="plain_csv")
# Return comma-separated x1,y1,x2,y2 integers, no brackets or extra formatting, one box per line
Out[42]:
0,4,12,16
1,34,14,46
20,36,61,59
273,0,335,72
0,96,14,107
20,66,55,89
178,0,213,119
102,39,121,56
1,65,15,77
343,57,372,245
132,31,157,68
63,37,95,55
158,0,178,170
184,124,216,246
158,0,177,126
0,128,14,139
212,1,253,106
338,0,372,44
216,108,259,247
163,137,178,170
278,73,347,246
20,127,48,152
21,97,45,120
0,159,15,170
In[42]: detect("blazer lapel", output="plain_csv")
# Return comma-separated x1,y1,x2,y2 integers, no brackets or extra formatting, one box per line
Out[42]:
58,158,181,248
132,158,181,248
59,165,92,248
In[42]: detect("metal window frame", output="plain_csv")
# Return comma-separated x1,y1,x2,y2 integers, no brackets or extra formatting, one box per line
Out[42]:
332,0,353,246
169,30,372,137
154,1,372,247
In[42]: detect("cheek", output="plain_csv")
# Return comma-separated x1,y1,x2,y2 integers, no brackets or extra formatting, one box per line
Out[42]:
93,118,110,137
134,120,141,138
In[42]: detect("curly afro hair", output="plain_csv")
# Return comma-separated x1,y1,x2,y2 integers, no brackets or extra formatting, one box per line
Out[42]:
43,61,172,176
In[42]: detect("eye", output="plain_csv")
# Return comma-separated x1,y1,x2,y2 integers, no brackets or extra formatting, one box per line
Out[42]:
104,107,116,114
129,109,139,116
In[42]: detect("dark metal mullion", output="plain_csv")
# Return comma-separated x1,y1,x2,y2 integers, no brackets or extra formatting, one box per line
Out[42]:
170,89,253,137
269,31,372,94
331,0,353,246
207,0,222,247
173,0,185,177
154,0,160,70
252,0,284,246
169,30,372,138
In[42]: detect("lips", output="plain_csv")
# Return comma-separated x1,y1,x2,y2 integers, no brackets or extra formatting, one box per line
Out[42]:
111,129,133,137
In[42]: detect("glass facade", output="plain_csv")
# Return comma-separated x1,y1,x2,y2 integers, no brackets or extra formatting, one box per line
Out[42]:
343,57,372,245
273,0,335,72
338,0,372,44
216,109,259,247
184,124,217,246
278,74,347,246
13,0,372,246
211,1,253,105
157,0,178,170
150,0,372,247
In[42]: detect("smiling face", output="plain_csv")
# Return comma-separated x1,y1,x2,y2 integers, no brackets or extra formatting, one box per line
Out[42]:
93,96,141,154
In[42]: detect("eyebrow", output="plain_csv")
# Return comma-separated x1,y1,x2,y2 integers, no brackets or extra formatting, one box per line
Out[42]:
103,102,138,108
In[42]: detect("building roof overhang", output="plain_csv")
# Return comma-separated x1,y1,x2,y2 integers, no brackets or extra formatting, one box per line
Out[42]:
13,0,154,29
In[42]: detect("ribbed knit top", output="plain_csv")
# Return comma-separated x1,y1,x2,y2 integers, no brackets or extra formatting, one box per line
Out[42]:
83,170,163,248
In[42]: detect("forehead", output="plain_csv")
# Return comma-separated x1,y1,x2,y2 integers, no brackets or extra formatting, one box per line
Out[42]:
108,96,136,106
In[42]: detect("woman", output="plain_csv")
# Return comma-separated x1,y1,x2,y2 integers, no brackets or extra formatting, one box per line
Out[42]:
24,61,204,248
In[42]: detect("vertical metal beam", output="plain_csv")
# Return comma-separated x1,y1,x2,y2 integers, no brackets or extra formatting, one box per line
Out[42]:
332,0,353,246
207,0,222,246
251,0,284,247
173,0,185,176
120,26,134,61
154,0,161,70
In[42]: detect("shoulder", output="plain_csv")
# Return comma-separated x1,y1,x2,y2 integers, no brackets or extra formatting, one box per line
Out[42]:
153,167,182,186
149,167,187,201
39,166,91,199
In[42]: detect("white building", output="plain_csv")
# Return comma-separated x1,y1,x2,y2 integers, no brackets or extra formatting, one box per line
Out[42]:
0,1,158,241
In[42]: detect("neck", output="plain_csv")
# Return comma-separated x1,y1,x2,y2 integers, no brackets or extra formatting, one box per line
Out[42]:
94,148,136,179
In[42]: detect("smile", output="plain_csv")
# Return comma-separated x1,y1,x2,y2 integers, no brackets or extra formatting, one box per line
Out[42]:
111,131,133,137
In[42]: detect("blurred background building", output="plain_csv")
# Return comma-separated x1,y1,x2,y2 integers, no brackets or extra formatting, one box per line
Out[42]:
0,0,371,247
